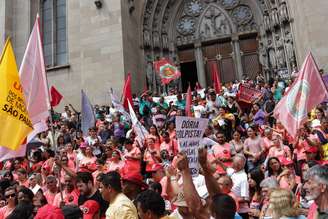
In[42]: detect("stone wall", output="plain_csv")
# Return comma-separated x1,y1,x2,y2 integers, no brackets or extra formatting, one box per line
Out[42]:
121,0,145,95
288,0,328,72
47,0,126,109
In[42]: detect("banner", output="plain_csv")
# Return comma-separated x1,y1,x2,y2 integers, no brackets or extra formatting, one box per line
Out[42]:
0,39,33,150
237,84,262,103
153,58,181,85
176,116,208,176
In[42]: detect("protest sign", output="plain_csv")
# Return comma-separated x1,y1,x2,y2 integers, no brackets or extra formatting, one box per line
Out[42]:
176,116,208,176
237,84,262,103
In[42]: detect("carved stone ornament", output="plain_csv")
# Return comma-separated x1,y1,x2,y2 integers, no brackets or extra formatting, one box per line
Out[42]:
185,0,204,17
199,6,231,39
220,0,240,9
231,6,253,25
176,16,196,35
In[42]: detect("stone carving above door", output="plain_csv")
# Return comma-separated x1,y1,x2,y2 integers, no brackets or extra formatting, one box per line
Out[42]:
185,0,205,17
220,0,240,9
177,16,196,35
199,6,231,39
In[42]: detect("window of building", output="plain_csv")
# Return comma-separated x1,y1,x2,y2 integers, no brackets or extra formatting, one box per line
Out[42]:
42,0,67,67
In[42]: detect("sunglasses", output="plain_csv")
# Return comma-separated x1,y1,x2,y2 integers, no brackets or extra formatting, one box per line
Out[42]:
5,194,15,199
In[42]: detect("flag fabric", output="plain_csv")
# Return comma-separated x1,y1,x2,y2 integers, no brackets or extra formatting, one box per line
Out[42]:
110,88,131,120
185,85,192,117
50,86,63,107
0,17,50,161
0,39,33,150
153,58,181,85
81,90,96,136
210,61,222,94
128,100,148,142
274,53,328,137
122,73,133,110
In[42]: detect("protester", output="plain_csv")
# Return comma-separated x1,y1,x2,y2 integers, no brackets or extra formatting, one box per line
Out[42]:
99,171,138,218
1,72,328,219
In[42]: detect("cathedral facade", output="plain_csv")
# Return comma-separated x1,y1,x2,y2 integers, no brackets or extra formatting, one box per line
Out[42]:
0,0,327,108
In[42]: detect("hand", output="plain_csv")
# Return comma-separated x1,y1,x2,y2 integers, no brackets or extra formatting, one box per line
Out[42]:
54,156,62,167
176,153,189,172
198,148,208,169
165,165,177,177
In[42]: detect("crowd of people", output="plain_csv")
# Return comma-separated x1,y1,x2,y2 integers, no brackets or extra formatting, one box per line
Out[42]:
0,76,327,219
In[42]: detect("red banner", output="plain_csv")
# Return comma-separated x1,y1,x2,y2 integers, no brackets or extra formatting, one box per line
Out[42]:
237,84,262,103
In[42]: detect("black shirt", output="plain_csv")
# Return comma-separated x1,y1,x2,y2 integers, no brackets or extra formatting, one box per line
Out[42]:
78,190,109,217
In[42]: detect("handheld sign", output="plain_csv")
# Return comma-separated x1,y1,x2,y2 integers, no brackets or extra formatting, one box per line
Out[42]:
176,116,209,176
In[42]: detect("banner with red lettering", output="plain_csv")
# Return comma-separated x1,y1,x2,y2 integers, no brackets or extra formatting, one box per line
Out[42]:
237,84,262,103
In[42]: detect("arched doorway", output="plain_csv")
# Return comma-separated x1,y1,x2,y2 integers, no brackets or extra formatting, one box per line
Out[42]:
141,0,297,92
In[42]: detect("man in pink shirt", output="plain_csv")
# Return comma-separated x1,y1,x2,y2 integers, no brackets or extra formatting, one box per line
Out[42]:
44,175,59,206
212,132,233,173
304,165,328,219
53,175,79,207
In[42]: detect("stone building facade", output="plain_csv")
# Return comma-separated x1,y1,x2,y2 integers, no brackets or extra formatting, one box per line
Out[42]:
0,0,328,108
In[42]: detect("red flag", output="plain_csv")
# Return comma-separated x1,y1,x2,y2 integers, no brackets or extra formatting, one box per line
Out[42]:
274,53,328,137
210,61,222,93
195,82,202,91
50,86,63,107
154,58,181,85
185,85,192,117
122,73,133,109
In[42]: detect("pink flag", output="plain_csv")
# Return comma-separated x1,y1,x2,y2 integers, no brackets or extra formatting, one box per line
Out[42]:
274,53,328,137
0,16,50,161
185,85,192,117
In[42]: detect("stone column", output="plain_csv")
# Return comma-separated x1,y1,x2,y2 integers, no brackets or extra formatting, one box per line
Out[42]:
194,41,206,88
231,35,244,80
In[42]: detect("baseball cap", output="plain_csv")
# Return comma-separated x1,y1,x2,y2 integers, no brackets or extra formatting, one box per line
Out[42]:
34,204,65,219
80,200,100,219
280,157,293,166
122,172,148,189
305,145,318,153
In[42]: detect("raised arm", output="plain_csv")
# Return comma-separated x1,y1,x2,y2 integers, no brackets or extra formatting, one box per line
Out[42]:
198,148,221,197
176,153,209,219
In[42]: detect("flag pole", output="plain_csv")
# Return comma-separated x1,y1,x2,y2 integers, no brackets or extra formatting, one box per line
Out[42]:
36,14,64,202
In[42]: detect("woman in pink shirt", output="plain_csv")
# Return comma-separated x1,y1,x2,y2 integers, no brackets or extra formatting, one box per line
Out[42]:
160,131,178,157
166,121,176,140
244,127,265,171
65,142,77,168
144,137,161,172
78,146,97,172
147,125,162,152
267,135,291,161
0,187,16,219
107,150,124,172
92,158,108,183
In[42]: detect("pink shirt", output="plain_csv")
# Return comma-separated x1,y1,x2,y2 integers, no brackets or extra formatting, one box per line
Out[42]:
0,205,14,219
263,137,274,151
52,189,79,207
160,140,178,156
307,202,317,219
268,145,291,160
107,160,124,172
44,190,57,206
244,136,264,158
124,147,141,160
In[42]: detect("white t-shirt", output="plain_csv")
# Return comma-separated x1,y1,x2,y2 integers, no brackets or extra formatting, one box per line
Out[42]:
193,105,206,118
227,168,249,213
